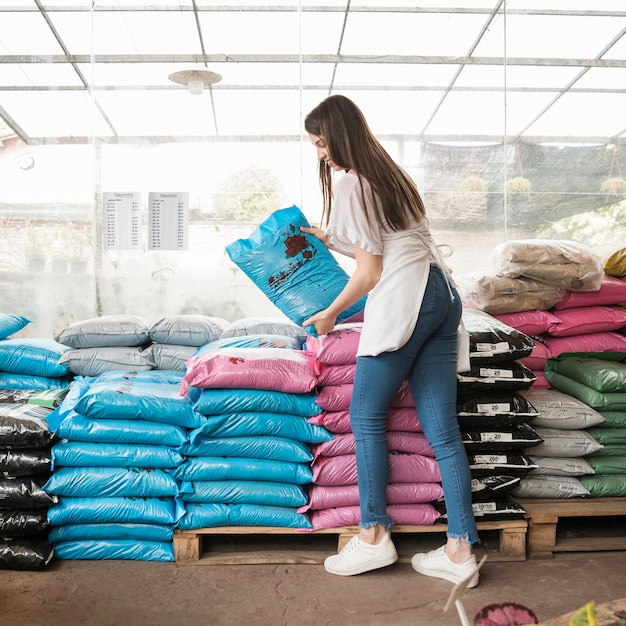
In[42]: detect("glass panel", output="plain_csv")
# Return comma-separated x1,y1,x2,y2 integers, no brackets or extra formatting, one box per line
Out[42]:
341,11,489,56
0,12,65,54
1,91,110,138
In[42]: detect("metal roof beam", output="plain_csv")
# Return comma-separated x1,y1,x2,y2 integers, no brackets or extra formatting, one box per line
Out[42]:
4,54,626,68
25,134,626,146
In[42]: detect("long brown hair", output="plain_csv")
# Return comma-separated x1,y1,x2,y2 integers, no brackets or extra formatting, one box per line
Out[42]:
304,94,426,230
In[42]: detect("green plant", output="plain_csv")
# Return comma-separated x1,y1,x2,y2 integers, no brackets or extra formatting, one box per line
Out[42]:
459,175,488,193
25,230,45,259
600,176,626,198
506,176,532,195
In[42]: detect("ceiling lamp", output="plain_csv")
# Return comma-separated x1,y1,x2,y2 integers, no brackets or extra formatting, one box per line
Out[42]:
168,68,222,96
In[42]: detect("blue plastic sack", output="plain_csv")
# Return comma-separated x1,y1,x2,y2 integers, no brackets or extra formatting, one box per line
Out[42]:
46,376,92,433
0,314,30,340
53,539,174,561
192,388,321,417
179,480,308,507
174,456,313,485
47,496,180,526
51,441,183,469
177,502,312,530
44,467,179,498
73,379,203,428
199,334,304,352
55,414,188,447
180,435,312,463
0,373,71,391
49,523,173,543
97,369,185,386
0,338,71,378
190,412,333,444
225,205,366,327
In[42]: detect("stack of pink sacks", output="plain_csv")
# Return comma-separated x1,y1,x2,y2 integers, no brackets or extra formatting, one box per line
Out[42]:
457,239,626,388
302,323,443,531
179,321,330,531
495,274,626,387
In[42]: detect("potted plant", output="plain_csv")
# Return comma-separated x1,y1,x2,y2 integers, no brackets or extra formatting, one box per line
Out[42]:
600,176,626,200
25,229,47,272
506,176,532,195
601,147,625,201
459,175,488,193
68,228,91,273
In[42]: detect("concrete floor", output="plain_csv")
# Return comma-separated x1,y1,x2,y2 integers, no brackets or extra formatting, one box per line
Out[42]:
1,549,625,626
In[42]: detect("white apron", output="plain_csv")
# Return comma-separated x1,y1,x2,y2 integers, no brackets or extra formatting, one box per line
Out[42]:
357,234,432,357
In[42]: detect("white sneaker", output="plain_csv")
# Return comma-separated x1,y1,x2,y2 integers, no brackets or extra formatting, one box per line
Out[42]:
411,545,480,588
324,531,398,576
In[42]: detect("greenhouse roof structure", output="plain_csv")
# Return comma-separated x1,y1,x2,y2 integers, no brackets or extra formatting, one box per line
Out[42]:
1,1,626,146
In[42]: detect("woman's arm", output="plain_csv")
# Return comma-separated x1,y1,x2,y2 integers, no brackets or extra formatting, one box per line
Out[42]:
303,245,382,336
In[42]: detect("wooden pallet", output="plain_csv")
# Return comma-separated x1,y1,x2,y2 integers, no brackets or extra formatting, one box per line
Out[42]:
173,519,527,565
514,496,626,559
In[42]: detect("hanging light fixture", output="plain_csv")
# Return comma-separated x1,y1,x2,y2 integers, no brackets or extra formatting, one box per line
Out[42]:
168,68,222,95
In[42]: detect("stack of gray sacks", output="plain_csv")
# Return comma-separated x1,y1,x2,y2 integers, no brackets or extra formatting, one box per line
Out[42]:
519,352,626,499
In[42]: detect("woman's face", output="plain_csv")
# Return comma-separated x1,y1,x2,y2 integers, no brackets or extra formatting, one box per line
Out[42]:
309,133,344,172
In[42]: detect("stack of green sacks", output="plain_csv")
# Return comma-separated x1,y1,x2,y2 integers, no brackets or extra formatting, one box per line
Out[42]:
544,351,626,496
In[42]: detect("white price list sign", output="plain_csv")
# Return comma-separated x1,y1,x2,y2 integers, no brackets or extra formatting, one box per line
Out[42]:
102,192,141,250
148,192,189,250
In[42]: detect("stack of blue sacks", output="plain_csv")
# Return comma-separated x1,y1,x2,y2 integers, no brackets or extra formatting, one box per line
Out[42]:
45,371,196,561
177,318,332,530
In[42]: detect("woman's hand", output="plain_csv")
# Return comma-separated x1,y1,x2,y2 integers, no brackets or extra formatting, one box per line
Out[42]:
300,225,329,246
303,309,337,337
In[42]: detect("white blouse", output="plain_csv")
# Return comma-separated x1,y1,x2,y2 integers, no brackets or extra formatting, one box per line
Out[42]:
326,172,453,357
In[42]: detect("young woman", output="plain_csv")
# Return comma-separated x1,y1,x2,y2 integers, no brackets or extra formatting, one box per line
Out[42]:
301,94,480,586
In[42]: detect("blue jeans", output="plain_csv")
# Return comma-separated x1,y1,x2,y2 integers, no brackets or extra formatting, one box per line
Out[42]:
350,265,479,545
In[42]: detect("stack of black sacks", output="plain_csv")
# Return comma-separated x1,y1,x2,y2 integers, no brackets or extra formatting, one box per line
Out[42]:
434,308,543,526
